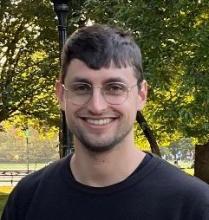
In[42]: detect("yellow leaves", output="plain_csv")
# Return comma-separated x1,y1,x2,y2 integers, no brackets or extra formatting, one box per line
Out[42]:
194,11,209,28
184,94,194,104
2,115,58,141
134,122,150,152
31,51,47,62
0,186,13,195
38,126,58,141
180,10,186,16
1,120,12,130
135,136,150,152
14,154,19,160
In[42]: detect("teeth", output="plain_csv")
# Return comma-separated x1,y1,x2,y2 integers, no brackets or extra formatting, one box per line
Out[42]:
86,118,113,125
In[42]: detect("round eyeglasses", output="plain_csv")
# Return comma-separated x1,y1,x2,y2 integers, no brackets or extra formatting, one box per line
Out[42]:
62,81,138,105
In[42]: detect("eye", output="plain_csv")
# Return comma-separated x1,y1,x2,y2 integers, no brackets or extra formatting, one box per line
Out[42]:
70,83,91,95
104,83,127,95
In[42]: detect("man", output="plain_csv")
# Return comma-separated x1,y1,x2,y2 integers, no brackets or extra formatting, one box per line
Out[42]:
2,24,209,220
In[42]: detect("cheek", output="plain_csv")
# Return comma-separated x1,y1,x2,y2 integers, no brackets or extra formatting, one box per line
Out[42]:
127,96,139,111
64,106,80,131
65,100,81,113
122,100,138,121
64,103,78,121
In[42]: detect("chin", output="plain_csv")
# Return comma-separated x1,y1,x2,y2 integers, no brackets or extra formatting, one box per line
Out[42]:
80,138,120,153
84,144,115,153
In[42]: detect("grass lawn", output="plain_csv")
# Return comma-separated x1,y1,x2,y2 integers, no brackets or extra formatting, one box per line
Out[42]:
177,161,194,176
0,163,48,187
0,163,46,171
182,168,194,176
168,160,194,176
0,186,13,217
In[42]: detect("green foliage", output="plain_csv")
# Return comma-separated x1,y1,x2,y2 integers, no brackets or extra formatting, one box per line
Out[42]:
80,0,209,145
0,194,8,216
0,0,60,126
0,0,208,148
134,122,150,151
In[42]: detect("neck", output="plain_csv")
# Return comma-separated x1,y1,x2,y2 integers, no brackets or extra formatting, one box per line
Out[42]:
70,136,146,187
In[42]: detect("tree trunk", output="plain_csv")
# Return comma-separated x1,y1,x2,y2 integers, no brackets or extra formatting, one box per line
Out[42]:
136,111,161,157
194,142,209,184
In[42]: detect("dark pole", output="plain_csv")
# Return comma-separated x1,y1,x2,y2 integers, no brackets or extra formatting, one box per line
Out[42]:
136,111,161,156
53,0,69,55
52,0,73,157
22,126,30,173
26,132,29,173
0,93,2,106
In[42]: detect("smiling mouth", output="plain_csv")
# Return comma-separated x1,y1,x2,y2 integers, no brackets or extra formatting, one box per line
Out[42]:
81,118,116,126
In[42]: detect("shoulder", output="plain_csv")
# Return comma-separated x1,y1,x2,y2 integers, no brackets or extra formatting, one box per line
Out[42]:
147,155,209,217
16,156,69,194
2,156,70,219
151,154,209,198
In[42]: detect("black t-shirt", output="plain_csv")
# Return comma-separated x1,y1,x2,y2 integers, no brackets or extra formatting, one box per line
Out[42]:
2,153,209,220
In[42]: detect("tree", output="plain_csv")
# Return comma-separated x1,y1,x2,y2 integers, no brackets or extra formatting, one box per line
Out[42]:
77,0,209,180
195,143,209,183
1,0,209,181
0,0,93,125
0,0,60,125
79,0,209,142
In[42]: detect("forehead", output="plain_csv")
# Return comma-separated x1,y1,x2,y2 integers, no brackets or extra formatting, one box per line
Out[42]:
64,59,137,84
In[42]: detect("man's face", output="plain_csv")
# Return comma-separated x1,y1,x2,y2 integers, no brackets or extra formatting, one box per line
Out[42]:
56,59,147,153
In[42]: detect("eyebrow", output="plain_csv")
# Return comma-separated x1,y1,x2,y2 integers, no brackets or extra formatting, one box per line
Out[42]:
103,77,127,84
69,76,127,84
68,77,91,84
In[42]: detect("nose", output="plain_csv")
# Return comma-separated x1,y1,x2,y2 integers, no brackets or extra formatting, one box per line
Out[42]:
86,88,108,114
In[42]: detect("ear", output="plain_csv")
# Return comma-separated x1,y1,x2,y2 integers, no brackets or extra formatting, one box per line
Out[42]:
55,80,65,110
137,80,148,111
